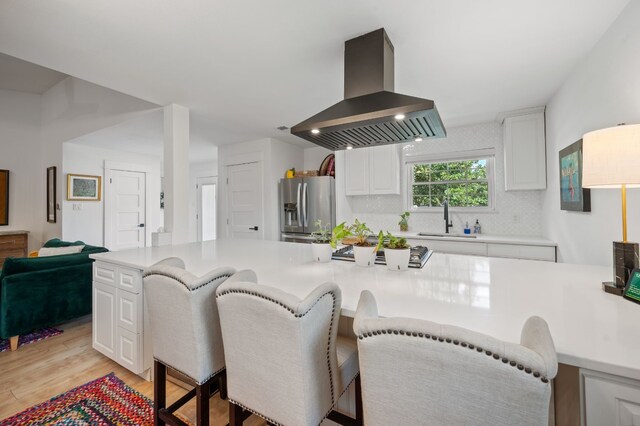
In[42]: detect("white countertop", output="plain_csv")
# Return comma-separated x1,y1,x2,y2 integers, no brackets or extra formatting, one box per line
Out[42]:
394,231,557,246
92,239,638,379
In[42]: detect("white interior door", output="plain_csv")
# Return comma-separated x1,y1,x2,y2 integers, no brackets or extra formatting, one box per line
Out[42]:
227,162,263,239
106,170,146,250
197,176,217,241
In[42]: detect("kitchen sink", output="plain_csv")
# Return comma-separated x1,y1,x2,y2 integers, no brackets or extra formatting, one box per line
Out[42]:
417,232,477,239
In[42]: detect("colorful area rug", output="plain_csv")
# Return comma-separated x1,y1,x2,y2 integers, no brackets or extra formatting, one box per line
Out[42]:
0,373,153,425
0,327,63,352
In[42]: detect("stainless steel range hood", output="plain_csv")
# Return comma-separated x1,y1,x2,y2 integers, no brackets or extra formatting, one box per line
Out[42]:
291,28,446,151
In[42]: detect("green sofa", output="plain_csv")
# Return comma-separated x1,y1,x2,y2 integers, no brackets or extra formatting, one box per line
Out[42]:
0,239,108,347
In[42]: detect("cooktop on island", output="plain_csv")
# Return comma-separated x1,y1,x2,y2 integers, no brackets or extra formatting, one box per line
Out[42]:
332,245,433,269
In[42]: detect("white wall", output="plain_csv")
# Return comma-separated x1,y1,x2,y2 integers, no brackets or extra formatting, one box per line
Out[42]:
542,0,640,266
40,76,159,242
304,146,333,171
0,89,44,250
218,138,303,241
336,121,545,236
189,160,218,242
62,143,163,247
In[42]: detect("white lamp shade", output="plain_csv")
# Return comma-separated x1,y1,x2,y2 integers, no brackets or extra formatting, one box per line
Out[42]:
583,124,640,188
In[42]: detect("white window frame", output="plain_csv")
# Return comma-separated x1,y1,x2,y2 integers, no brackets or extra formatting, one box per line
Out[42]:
405,149,496,212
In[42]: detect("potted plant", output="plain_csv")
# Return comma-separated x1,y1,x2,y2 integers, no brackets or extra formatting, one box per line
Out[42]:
310,220,333,262
330,222,351,249
348,219,380,267
382,232,411,271
399,211,410,232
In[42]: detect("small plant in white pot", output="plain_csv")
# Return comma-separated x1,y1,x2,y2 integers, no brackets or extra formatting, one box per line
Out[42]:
348,219,379,267
383,232,411,271
310,220,333,262
399,211,410,232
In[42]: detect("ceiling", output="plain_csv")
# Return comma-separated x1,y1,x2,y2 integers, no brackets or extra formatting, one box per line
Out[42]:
67,109,218,164
0,52,67,94
0,0,630,147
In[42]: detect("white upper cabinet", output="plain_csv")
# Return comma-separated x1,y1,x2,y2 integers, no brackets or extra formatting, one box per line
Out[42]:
502,109,547,191
345,145,400,196
344,147,369,195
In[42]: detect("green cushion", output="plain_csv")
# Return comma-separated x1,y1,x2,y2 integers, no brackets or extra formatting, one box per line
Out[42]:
43,238,103,253
0,239,107,280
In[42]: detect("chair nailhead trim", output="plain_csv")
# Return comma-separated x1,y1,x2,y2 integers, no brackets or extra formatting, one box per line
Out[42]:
143,272,233,292
217,288,338,405
359,330,549,383
154,357,225,386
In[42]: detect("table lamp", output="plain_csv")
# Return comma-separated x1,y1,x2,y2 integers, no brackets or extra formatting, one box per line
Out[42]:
583,124,640,295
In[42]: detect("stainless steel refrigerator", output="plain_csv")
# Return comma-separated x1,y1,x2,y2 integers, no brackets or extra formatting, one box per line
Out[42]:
280,176,335,243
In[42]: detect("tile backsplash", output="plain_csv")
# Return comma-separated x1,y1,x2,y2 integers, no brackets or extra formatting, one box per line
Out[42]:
337,121,544,236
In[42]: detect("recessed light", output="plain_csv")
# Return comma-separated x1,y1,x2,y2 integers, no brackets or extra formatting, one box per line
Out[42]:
346,145,353,150
414,137,423,142
394,114,405,120
311,129,320,134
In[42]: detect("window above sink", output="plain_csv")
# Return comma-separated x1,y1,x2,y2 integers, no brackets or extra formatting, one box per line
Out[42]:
406,149,496,212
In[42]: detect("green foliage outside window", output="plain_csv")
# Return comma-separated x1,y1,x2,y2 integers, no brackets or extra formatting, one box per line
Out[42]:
411,158,490,208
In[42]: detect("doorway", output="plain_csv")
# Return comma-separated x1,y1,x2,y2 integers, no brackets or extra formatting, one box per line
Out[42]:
226,162,264,239
197,176,217,241
105,164,148,251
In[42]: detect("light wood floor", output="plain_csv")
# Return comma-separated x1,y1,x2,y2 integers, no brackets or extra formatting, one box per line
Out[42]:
0,317,265,425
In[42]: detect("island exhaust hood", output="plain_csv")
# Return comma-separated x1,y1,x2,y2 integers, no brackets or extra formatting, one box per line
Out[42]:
291,28,446,151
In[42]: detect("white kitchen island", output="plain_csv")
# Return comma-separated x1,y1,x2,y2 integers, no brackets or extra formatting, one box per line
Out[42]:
91,239,640,425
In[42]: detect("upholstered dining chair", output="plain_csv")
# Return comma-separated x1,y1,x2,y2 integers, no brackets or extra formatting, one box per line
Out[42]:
216,274,362,426
143,257,238,426
353,290,558,426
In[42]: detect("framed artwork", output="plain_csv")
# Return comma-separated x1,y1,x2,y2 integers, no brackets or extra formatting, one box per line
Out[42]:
67,174,102,201
47,167,57,223
559,139,591,212
0,170,9,226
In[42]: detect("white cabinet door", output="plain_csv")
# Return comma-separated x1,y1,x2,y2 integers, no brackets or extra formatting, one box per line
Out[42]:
116,327,142,374
116,288,142,334
487,243,556,262
345,148,370,195
504,111,546,191
370,145,400,195
583,369,640,426
93,281,116,358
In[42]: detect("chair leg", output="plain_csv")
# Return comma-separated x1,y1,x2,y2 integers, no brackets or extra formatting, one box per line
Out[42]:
196,383,209,426
154,361,167,426
219,371,228,400
229,401,244,426
9,336,18,351
355,375,363,426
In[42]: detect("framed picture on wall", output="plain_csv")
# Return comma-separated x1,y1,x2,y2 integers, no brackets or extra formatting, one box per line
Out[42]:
47,166,57,223
67,174,102,201
559,139,591,212
0,170,9,226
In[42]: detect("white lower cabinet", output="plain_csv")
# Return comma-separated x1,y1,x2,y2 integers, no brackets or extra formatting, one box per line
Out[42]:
582,369,640,425
93,281,116,358
487,243,556,262
92,261,150,377
405,238,556,262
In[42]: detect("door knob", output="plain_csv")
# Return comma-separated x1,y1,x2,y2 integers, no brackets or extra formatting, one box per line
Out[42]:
249,226,259,231
138,224,145,228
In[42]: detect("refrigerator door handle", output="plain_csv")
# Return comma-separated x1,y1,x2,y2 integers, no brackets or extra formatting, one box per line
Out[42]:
296,182,302,226
302,182,308,227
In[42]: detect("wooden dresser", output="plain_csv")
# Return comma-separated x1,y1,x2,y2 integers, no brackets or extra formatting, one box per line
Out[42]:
0,231,29,269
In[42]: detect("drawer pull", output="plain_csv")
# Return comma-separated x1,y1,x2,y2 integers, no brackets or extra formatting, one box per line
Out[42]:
0,240,14,245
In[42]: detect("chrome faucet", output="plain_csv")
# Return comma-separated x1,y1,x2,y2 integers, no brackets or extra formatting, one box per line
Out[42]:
443,199,453,234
